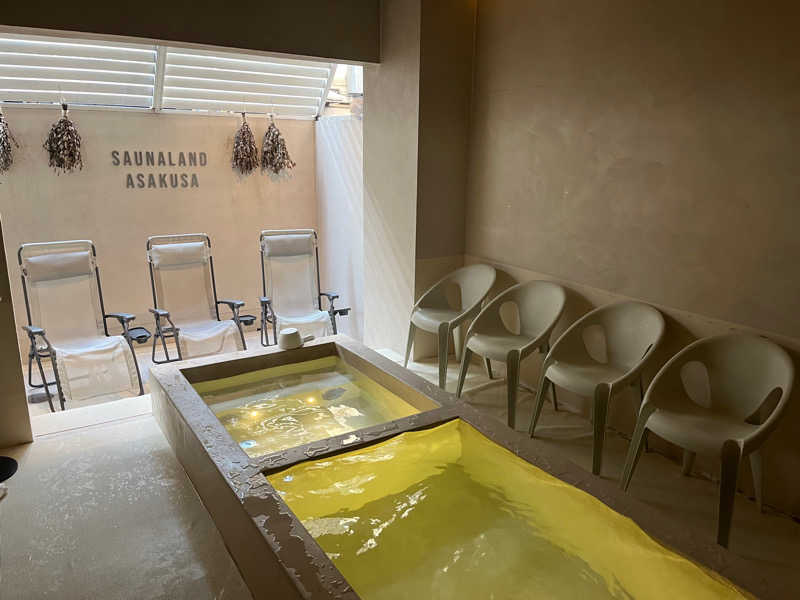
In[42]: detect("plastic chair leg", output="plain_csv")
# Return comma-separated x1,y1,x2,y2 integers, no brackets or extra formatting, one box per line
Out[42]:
550,381,559,411
591,384,611,476
437,325,450,390
620,417,649,491
718,440,742,547
749,450,763,513
506,352,520,429
681,450,696,476
456,348,473,398
404,322,416,368
483,357,493,379
528,372,549,437
452,324,463,362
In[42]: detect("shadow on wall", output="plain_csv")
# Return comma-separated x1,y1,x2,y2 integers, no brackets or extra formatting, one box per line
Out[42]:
476,260,800,519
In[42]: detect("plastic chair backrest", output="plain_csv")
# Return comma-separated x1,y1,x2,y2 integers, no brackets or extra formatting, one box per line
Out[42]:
260,230,319,319
19,240,104,344
446,264,497,311
147,234,216,324
508,281,566,339
674,334,794,421
577,302,665,369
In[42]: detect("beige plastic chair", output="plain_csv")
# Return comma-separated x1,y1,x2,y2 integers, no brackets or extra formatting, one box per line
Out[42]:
529,301,665,475
620,333,794,548
404,264,496,389
455,281,566,428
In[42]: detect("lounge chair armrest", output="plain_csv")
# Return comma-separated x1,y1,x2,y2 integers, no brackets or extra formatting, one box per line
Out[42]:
149,308,170,318
217,299,245,309
260,296,272,306
22,325,45,337
320,292,339,302
105,312,136,323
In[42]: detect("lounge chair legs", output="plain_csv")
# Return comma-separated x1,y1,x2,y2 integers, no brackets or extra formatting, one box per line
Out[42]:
506,352,520,429
749,450,763,513
718,440,742,548
404,322,416,368
456,348,473,398
437,324,450,389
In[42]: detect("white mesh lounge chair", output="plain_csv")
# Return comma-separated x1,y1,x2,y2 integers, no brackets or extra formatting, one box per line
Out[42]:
529,301,665,476
259,229,349,346
19,240,146,412
620,333,794,547
456,281,566,428
147,234,246,362
405,264,497,389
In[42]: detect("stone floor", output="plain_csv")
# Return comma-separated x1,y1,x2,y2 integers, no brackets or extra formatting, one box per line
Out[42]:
384,350,800,599
0,415,252,600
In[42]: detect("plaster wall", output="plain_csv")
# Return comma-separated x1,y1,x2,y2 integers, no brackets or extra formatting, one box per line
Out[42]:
315,115,364,341
465,0,800,515
362,0,421,354
0,107,317,356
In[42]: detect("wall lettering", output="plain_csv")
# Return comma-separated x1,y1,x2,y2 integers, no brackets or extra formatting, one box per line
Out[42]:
111,150,206,188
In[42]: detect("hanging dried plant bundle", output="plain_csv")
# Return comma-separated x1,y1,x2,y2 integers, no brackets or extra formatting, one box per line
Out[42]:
0,110,18,174
261,118,296,176
44,104,83,174
232,112,259,174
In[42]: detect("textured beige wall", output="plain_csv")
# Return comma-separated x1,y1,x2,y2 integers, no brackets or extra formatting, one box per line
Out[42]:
467,0,800,339
465,0,800,515
316,115,364,341
362,0,421,353
0,107,316,354
415,0,476,260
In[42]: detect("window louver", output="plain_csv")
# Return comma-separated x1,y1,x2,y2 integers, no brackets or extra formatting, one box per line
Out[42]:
0,33,338,118
0,33,156,108
161,48,333,118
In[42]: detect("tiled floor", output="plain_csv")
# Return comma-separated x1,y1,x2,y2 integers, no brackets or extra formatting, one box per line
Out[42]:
383,349,800,600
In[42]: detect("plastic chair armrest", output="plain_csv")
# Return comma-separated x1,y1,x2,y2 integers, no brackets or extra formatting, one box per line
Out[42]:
149,308,170,318
320,292,339,302
260,296,272,306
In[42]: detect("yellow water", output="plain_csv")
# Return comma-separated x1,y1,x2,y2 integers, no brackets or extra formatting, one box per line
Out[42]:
269,420,748,600
193,356,420,457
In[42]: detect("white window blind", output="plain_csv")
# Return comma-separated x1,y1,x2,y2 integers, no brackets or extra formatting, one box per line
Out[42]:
0,33,156,108
0,33,338,118
161,47,334,118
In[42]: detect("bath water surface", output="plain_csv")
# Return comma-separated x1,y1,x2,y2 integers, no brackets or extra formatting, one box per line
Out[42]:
269,420,747,600
194,356,420,457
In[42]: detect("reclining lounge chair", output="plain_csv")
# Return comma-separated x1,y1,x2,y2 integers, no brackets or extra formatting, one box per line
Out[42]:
19,240,146,412
147,234,246,362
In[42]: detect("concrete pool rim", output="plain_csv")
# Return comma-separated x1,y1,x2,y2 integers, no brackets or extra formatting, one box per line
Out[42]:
150,335,767,600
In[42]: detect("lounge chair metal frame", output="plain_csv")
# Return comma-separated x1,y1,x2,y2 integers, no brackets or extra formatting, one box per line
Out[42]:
19,240,145,412
147,234,246,363
259,229,349,347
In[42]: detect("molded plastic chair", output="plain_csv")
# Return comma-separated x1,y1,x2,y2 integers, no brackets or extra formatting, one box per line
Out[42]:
147,234,246,362
259,229,349,346
529,301,665,475
620,334,794,547
18,240,145,411
456,281,566,428
405,264,497,389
